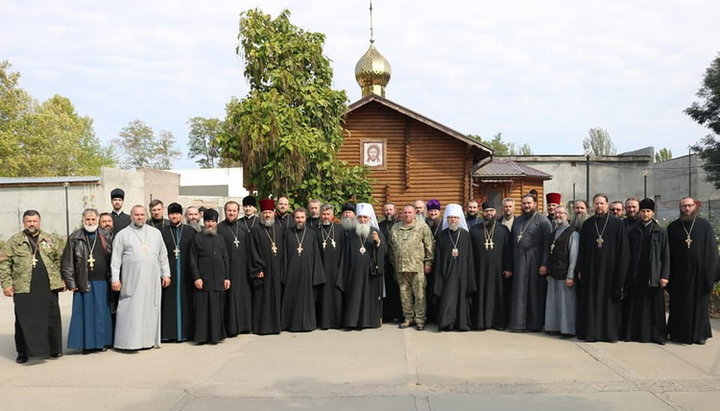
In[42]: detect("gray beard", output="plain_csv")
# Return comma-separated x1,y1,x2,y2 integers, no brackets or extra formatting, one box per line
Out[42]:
341,217,356,230
188,221,201,232
322,220,332,226
202,226,217,236
385,215,395,222
295,223,305,231
262,217,275,228
355,222,371,238
571,214,587,229
448,222,460,231
133,221,144,228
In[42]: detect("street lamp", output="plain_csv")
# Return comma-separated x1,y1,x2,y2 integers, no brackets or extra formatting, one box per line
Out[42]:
643,170,648,199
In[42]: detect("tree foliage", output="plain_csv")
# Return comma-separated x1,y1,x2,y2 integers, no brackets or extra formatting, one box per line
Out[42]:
114,120,181,170
583,127,617,156
655,147,673,162
187,117,222,168
0,61,115,177
688,53,720,189
468,132,533,156
218,9,372,207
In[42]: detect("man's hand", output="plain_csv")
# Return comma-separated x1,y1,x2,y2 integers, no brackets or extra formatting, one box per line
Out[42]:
565,278,574,288
503,271,512,279
161,277,171,288
194,279,203,290
257,271,265,279
3,286,13,297
224,279,231,290
424,265,432,274
111,281,121,292
539,265,548,275
372,231,380,246
659,278,669,288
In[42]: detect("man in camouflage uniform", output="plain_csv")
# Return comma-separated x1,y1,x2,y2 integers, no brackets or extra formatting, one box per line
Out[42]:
391,204,434,330
0,210,65,363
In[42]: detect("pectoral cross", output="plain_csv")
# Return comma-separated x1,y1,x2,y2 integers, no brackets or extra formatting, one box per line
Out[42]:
516,234,523,243
596,236,604,248
550,243,555,254
685,235,692,249
297,244,304,256
233,239,240,248
322,240,327,250
271,243,278,256
359,246,366,255
331,239,336,249
87,255,96,270
32,256,38,268
451,248,459,258
484,240,491,250
173,248,180,257
488,240,494,250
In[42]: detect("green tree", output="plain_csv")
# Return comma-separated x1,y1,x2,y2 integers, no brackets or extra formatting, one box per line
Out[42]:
115,120,181,170
187,117,222,168
0,62,115,176
655,147,673,162
513,143,534,155
687,53,720,188
468,132,533,155
218,9,372,207
583,127,617,156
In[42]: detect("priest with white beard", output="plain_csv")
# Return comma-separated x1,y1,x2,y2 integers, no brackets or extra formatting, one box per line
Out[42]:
338,203,388,329
111,205,171,350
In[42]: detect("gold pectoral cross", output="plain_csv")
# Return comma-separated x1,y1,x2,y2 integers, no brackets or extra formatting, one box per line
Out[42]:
271,243,278,256
297,244,303,256
32,256,38,268
596,236,604,248
685,235,692,249
87,255,96,270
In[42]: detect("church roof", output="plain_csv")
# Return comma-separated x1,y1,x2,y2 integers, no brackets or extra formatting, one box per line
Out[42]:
346,94,493,156
473,160,551,180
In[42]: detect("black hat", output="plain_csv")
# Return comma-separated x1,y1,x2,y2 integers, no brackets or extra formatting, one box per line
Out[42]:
481,202,495,210
341,202,356,213
639,198,655,211
167,202,182,215
203,208,219,222
110,188,125,200
242,196,257,207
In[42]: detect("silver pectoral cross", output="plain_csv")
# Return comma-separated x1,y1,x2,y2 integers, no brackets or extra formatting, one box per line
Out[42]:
685,235,692,249
297,244,303,256
550,243,555,254
173,248,180,257
233,239,240,248
359,246,366,255
331,239,336,249
484,240,490,250
596,236,604,248
322,240,327,250
87,255,96,270
516,234,523,243
32,256,38,268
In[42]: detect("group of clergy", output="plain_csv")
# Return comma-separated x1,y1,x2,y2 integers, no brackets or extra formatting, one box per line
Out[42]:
2,187,718,364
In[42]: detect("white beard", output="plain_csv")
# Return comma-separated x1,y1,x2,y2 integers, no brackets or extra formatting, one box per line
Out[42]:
84,224,98,233
133,221,144,228
321,220,332,226
341,217,356,231
203,226,217,235
355,222,371,238
262,217,275,228
448,222,459,231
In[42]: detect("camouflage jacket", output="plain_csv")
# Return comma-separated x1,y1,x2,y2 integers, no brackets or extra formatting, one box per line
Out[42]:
0,230,65,294
390,221,434,273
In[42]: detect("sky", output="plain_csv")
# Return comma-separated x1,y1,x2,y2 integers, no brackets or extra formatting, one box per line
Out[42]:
2,0,719,169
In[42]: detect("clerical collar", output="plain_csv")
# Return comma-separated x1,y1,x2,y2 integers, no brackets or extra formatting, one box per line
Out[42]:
227,219,238,225
112,210,123,215
642,220,652,227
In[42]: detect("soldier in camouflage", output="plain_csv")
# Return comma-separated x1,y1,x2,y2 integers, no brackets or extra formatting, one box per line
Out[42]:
0,210,66,363
391,204,434,330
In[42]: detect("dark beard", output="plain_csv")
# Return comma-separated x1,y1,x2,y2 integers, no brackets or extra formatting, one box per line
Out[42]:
679,208,699,222
427,218,439,228
522,210,535,218
484,218,495,228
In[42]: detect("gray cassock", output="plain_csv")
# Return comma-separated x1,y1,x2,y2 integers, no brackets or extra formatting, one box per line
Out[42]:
111,224,170,349
544,225,579,335
509,212,552,331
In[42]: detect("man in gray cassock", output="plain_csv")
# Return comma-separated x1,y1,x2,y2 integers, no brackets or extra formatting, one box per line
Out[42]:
509,194,552,331
544,206,578,337
111,205,171,350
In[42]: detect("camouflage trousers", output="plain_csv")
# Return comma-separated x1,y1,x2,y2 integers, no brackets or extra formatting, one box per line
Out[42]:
397,271,426,324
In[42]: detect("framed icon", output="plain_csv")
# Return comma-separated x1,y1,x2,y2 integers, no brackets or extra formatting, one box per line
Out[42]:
361,139,386,170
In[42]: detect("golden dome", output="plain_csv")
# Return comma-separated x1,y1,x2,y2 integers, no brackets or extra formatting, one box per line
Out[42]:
354,42,391,97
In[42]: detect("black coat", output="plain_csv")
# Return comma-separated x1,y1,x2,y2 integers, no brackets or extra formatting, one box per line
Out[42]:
61,229,111,292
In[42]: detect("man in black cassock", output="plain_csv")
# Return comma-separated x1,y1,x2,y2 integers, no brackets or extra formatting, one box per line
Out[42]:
249,199,285,335
432,204,476,331
307,199,322,229
218,200,252,337
624,198,669,344
509,194,552,331
470,203,513,330
110,188,131,235
282,208,325,332
160,202,196,342
379,202,402,323
576,194,630,342
189,209,230,344
275,196,293,229
314,204,344,329
667,197,720,345
338,203,387,329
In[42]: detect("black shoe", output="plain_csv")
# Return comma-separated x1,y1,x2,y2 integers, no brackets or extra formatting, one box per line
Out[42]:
16,353,28,364
51,352,63,358
697,339,706,345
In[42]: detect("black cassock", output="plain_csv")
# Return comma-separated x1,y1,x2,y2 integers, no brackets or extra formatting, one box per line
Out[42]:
576,214,629,342
667,217,720,344
624,221,669,343
249,223,285,335
338,228,387,329
469,221,513,330
314,223,344,329
379,219,402,322
282,227,326,332
160,223,196,342
432,228,476,331
188,232,229,343
217,218,253,336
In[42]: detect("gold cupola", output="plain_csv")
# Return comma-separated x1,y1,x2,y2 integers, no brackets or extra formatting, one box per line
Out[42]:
355,40,392,98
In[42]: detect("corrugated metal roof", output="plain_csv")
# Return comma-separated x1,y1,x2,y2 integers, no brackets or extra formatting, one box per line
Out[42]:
473,160,552,180
0,176,100,186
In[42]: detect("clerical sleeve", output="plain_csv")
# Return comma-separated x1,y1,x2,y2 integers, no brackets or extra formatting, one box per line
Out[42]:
566,231,579,279
539,218,552,267
188,238,201,281
155,231,171,279
110,232,125,283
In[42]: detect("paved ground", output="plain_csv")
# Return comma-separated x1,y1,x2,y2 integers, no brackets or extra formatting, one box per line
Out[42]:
1,293,718,410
